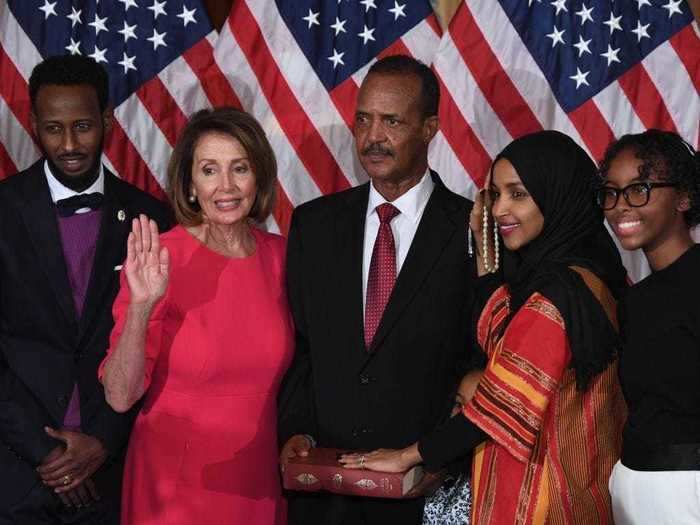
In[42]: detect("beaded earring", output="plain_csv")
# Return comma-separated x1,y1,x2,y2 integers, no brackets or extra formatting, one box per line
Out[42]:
481,197,499,273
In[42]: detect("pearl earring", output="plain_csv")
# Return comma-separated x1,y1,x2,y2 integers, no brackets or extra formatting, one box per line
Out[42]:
481,198,499,273
188,194,196,203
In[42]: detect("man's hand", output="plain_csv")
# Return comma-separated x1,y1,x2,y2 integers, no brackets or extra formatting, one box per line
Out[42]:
57,478,100,508
280,434,312,473
41,444,65,466
36,427,107,494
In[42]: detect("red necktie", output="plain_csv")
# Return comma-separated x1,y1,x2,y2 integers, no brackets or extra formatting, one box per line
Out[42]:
365,203,400,349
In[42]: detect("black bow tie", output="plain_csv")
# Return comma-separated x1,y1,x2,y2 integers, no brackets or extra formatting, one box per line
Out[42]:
56,193,104,217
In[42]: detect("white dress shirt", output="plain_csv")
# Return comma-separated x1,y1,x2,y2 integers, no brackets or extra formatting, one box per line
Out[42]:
362,170,434,313
44,160,105,211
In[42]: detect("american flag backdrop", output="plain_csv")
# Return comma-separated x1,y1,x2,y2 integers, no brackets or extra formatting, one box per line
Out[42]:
433,0,698,193
211,0,699,279
430,0,699,280
0,0,230,199
0,1,698,278
212,0,444,234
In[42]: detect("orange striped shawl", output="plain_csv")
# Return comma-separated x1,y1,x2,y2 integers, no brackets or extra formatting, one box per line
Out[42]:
465,268,626,524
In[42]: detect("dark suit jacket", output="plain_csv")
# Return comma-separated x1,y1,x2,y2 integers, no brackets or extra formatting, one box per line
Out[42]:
279,172,477,524
0,160,171,512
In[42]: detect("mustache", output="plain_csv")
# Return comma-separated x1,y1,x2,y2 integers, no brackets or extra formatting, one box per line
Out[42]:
362,144,393,157
57,153,87,161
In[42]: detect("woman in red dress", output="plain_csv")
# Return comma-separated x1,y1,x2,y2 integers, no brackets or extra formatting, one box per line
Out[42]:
100,108,293,524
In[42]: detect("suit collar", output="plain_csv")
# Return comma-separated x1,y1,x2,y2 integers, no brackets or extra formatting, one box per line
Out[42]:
331,184,371,356
365,171,463,357
20,163,79,330
366,168,433,225
78,171,130,339
326,174,463,361
19,162,131,341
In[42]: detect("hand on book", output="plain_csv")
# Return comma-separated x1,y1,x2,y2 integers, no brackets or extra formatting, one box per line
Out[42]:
280,434,312,473
283,447,425,498
339,443,421,473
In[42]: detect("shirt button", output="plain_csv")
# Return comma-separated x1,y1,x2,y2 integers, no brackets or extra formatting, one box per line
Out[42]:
359,375,370,385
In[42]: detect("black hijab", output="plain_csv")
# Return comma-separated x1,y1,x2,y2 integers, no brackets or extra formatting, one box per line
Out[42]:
494,130,627,390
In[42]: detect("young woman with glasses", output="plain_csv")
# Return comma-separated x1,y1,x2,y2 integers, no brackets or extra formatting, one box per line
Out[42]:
598,129,700,524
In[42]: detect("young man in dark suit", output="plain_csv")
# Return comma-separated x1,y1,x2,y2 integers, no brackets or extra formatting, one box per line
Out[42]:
0,55,170,524
279,55,478,524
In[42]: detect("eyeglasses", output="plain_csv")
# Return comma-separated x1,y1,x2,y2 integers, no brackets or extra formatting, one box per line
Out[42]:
595,182,678,210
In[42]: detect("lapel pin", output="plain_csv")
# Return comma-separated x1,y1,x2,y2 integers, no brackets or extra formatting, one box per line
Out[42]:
117,209,126,222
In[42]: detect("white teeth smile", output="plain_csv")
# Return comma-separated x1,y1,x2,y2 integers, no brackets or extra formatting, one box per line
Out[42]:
617,220,641,231
215,200,240,210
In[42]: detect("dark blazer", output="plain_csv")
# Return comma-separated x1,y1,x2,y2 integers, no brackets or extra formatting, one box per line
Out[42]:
0,160,171,517
279,172,477,524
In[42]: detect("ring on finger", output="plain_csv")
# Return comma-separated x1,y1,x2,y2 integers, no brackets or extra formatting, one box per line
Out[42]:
62,474,71,486
359,455,365,469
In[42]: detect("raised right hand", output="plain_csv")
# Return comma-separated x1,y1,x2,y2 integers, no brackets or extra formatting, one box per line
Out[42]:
279,434,312,473
125,214,169,307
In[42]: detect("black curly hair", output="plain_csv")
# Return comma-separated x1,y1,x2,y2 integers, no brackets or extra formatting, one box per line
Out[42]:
29,55,109,113
599,129,700,227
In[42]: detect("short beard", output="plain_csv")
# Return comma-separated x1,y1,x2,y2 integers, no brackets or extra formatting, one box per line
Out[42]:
45,137,104,193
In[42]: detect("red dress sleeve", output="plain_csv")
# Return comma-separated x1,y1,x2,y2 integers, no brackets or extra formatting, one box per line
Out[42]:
98,268,170,392
464,292,570,463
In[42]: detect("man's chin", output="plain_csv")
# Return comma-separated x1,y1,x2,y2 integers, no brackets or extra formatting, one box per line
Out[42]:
361,163,392,180
46,157,101,190
51,162,89,180
58,165,90,178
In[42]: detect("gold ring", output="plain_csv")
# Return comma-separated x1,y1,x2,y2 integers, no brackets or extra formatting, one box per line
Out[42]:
359,455,365,469
62,475,71,486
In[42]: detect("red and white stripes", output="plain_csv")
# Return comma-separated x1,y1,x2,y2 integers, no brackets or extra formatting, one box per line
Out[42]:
430,1,698,281
211,1,445,232
0,0,229,202
1,0,697,252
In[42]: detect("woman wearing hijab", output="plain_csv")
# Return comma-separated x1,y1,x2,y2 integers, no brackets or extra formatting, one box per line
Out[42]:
341,130,627,524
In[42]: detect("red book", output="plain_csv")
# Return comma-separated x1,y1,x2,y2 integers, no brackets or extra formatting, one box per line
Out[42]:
283,447,424,499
